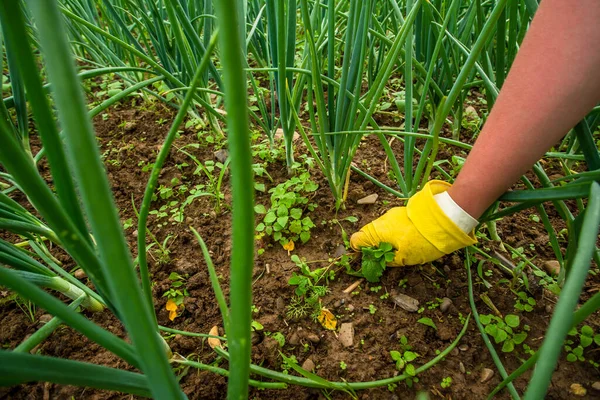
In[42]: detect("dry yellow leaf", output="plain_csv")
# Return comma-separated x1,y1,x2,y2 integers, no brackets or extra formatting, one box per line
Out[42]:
208,326,222,349
166,299,178,321
317,308,337,330
283,240,295,255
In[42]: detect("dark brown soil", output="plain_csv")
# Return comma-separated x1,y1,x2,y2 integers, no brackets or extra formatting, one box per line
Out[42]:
1,101,599,400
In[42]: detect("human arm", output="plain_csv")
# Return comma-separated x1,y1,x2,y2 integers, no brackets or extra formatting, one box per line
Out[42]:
351,0,600,265
448,0,600,219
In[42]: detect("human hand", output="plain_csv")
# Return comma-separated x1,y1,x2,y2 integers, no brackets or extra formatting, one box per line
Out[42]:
350,181,477,266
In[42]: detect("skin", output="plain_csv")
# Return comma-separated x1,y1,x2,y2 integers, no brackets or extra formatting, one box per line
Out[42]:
448,0,600,219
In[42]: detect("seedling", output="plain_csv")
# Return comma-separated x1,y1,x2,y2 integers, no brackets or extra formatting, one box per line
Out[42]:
339,361,347,370
286,255,331,320
565,326,600,362
480,314,528,353
255,171,318,247
417,317,437,331
162,272,189,321
513,291,536,312
441,376,453,389
390,339,420,386
352,242,395,282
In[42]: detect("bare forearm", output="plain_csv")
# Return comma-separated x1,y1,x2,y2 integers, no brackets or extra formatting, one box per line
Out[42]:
449,0,600,219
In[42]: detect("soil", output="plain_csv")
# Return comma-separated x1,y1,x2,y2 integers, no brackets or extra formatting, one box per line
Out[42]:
1,100,599,400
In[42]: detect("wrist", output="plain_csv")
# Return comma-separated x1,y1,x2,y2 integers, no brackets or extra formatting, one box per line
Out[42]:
433,191,479,234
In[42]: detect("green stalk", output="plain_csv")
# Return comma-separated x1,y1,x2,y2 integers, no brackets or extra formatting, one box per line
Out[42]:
0,352,151,397
12,270,103,312
25,1,183,397
525,183,600,399
213,0,255,398
0,267,138,367
466,248,520,400
190,227,230,335
14,295,85,353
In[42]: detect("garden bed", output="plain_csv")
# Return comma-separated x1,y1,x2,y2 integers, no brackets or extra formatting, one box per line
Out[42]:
1,102,599,400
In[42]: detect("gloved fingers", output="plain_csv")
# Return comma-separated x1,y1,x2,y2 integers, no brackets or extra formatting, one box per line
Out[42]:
350,227,375,250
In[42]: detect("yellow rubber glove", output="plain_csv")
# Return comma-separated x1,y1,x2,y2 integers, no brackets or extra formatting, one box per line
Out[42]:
350,180,477,266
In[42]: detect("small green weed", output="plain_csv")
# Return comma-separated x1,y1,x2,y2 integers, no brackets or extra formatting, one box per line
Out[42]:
480,314,528,353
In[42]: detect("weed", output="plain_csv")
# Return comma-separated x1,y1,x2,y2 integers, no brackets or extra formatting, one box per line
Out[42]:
255,171,318,247
417,317,437,331
390,339,420,387
339,361,347,370
480,314,528,353
351,242,394,283
369,304,377,315
441,377,453,389
286,255,331,320
513,291,536,312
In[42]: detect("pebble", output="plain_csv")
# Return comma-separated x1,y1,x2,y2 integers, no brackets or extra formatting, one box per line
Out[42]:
207,326,221,349
39,314,53,324
132,230,138,238
443,265,452,275
73,269,86,280
451,348,459,356
124,122,136,132
545,304,553,313
333,244,347,258
592,382,600,391
301,358,315,372
440,297,452,313
214,149,229,163
391,293,419,312
275,297,285,312
542,260,560,276
459,344,469,352
357,194,378,205
570,383,587,397
338,323,354,348
288,332,300,346
346,305,355,312
480,368,494,383
334,299,345,309
306,332,321,344
459,362,466,374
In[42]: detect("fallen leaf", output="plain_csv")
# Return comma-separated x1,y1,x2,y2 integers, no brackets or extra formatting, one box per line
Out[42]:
208,326,222,349
166,299,178,321
283,240,295,255
317,308,337,330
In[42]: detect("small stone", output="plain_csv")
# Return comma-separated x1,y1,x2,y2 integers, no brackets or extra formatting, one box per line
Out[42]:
347,305,355,312
275,297,286,312
338,323,354,347
214,149,229,163
542,260,560,276
480,368,494,383
288,332,300,346
39,314,53,324
301,358,315,372
440,297,452,313
459,362,466,374
592,382,600,391
74,269,86,280
570,383,587,397
333,244,347,258
334,299,345,309
124,122,136,132
391,293,419,312
443,265,451,275
132,230,138,238
459,344,469,352
306,332,320,344
545,304,553,313
451,348,459,356
357,194,378,205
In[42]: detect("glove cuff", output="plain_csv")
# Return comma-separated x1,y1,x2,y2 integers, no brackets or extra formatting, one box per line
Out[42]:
406,180,477,254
